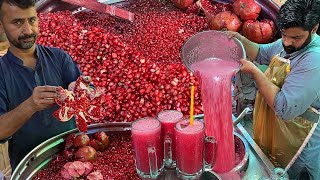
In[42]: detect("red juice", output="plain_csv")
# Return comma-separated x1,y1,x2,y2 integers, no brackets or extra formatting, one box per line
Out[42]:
191,59,237,173
131,117,163,175
175,120,205,175
157,110,183,162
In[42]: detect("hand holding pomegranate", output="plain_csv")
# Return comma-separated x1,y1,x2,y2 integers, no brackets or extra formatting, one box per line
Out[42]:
27,86,58,112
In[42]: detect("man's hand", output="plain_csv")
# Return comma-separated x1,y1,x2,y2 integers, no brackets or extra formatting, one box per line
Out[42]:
225,31,245,42
27,86,58,112
225,31,259,61
239,58,259,74
239,58,280,110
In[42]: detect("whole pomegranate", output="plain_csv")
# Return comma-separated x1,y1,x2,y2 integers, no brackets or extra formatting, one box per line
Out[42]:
75,146,97,162
233,0,261,21
73,134,90,148
93,132,109,148
242,19,276,44
211,11,242,32
172,0,194,10
89,139,105,152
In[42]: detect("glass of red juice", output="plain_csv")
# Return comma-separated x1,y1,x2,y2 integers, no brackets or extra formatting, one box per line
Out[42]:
131,117,164,179
157,110,183,168
175,119,217,179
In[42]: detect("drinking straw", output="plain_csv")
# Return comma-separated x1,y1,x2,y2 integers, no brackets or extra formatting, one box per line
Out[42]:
190,85,195,126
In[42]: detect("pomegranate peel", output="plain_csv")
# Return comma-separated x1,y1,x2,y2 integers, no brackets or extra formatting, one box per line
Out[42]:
83,162,94,175
67,161,86,177
87,171,103,180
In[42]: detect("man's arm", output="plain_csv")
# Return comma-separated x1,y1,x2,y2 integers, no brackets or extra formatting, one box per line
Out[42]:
0,86,57,140
240,51,320,120
0,98,36,140
240,59,280,109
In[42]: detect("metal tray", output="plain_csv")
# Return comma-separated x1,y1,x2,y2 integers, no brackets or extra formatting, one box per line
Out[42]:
11,122,252,180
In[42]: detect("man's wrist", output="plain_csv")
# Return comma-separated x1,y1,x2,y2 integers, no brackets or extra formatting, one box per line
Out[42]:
24,97,38,114
251,66,263,79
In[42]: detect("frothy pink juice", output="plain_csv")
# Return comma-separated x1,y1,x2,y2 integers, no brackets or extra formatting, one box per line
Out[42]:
175,120,205,175
131,118,163,174
191,59,237,173
157,110,183,162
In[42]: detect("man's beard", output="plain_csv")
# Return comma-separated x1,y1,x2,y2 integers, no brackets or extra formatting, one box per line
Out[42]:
8,33,37,50
283,33,312,54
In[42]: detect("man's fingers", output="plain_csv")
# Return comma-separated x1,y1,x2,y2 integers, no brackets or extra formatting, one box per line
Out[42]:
39,98,55,104
38,91,58,99
240,58,247,63
36,86,58,92
224,31,236,39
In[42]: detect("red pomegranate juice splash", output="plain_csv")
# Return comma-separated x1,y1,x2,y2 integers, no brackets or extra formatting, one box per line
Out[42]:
191,59,238,173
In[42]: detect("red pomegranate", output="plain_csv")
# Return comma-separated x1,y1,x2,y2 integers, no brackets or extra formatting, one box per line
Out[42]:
75,146,97,162
89,139,105,152
73,134,90,148
242,19,276,43
172,0,194,10
210,11,242,32
233,0,261,21
93,132,109,148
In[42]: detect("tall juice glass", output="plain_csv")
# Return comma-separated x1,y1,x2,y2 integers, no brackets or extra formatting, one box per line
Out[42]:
157,110,183,168
175,119,205,179
131,117,164,179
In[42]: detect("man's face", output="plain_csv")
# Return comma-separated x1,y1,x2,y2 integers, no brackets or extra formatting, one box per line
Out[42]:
281,27,312,54
0,2,38,50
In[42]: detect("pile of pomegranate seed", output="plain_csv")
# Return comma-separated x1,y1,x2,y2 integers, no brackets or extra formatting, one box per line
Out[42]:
37,0,206,123
34,132,139,180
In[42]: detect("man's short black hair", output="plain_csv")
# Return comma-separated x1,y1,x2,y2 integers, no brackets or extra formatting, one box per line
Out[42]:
0,0,35,10
0,0,35,18
277,0,320,32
